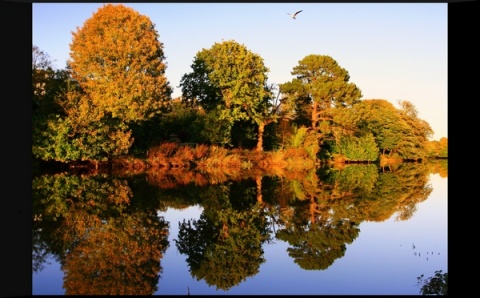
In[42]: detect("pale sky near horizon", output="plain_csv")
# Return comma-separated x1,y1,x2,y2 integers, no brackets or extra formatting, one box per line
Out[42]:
32,3,447,140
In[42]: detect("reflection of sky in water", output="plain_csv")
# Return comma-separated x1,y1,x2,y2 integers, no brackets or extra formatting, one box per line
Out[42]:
32,255,64,295
32,174,447,295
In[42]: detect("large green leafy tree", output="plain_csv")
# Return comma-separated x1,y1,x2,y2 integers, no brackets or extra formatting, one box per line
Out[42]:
347,99,407,154
396,100,433,159
179,40,274,149
279,55,362,133
32,46,80,163
277,78,311,128
338,99,432,160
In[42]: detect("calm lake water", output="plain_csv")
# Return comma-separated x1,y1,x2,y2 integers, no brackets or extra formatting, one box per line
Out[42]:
32,162,447,295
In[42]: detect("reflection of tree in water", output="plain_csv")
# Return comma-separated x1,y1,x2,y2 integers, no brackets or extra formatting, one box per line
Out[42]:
32,161,438,292
175,180,271,291
355,162,432,222
275,168,361,270
428,159,447,178
32,226,50,273
62,211,168,295
285,221,359,270
393,162,433,221
275,162,433,270
32,173,169,295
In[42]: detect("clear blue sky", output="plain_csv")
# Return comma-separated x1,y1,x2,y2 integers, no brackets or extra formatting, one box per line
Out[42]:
33,3,447,140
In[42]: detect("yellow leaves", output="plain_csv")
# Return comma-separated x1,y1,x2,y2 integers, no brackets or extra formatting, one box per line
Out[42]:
69,4,171,123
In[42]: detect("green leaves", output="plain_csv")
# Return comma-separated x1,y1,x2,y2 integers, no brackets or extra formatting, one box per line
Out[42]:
417,270,448,295
336,133,379,161
32,115,133,162
180,40,273,148
281,54,362,138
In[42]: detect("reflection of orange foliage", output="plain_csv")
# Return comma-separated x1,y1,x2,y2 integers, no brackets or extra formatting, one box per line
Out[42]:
144,161,314,190
379,154,403,167
107,179,133,205
111,157,150,175
437,169,447,178
428,161,448,178
62,212,169,295
146,167,210,189
146,166,240,189
357,163,432,223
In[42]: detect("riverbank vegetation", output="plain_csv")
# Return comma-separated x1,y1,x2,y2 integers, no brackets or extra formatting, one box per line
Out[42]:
32,4,447,173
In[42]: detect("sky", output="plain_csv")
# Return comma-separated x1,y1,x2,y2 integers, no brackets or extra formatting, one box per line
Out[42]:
32,3,447,140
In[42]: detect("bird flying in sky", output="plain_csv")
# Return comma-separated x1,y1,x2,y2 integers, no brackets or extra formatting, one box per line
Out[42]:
288,10,303,19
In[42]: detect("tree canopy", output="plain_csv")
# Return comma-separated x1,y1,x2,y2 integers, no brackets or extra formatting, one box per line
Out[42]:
280,55,363,130
32,7,445,164
33,4,173,163
69,3,172,123
180,40,274,149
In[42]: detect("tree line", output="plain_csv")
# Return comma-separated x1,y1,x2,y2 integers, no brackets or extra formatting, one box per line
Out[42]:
32,4,448,168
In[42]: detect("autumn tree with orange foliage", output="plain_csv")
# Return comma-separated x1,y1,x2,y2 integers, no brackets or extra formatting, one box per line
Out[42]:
69,4,172,123
33,4,172,163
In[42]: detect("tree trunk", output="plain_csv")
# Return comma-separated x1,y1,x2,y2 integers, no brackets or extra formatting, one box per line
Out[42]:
256,175,263,204
311,101,318,129
256,123,265,151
